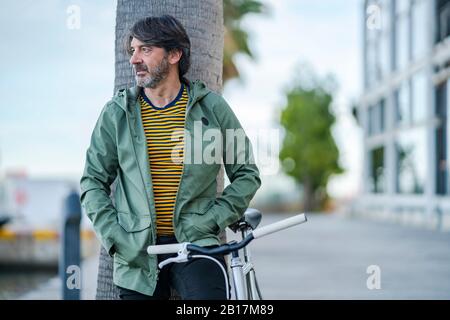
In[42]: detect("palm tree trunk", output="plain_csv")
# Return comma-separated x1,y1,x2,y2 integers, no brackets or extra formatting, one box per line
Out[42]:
95,0,224,300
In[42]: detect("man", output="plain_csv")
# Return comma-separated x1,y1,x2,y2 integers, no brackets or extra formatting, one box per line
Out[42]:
80,15,261,300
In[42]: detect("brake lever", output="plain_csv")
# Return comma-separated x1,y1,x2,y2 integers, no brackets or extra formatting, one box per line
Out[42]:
157,242,190,269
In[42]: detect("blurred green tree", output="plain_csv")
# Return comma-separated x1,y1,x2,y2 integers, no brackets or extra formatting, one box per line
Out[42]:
279,66,344,212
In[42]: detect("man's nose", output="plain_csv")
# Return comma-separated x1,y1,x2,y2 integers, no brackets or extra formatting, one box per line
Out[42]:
129,52,142,65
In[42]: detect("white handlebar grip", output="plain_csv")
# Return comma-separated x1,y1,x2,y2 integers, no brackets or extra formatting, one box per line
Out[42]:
147,243,184,255
252,213,307,239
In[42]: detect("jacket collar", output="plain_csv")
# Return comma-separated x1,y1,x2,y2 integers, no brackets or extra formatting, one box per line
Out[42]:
112,79,211,113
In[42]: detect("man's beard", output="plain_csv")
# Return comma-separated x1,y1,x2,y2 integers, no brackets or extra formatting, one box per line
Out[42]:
134,55,170,88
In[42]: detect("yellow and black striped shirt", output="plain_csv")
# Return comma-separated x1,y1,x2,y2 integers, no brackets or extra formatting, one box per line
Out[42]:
139,84,188,236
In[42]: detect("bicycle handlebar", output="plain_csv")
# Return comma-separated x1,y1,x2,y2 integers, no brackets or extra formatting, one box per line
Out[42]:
146,235,253,256
252,213,307,239
145,243,184,254
147,213,307,255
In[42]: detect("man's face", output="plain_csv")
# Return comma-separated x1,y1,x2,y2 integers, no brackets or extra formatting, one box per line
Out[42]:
129,37,170,88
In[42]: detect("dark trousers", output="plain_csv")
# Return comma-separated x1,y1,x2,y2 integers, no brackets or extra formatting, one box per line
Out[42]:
117,235,228,300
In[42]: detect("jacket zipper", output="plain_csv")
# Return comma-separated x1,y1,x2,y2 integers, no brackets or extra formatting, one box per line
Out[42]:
172,91,196,240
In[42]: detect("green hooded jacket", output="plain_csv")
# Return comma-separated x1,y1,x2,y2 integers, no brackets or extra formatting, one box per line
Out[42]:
80,80,261,296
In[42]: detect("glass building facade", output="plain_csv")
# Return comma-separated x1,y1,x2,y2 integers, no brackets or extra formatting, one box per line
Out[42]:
356,0,450,229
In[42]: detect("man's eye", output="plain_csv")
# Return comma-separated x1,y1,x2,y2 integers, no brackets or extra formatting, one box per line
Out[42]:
142,47,152,53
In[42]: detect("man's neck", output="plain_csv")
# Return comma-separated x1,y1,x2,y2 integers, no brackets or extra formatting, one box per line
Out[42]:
143,75,182,108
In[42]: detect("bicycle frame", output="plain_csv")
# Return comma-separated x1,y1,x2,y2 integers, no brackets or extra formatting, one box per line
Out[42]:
241,227,263,300
147,212,307,300
228,227,262,300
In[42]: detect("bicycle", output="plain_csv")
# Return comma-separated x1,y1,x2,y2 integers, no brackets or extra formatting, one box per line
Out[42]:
147,209,308,300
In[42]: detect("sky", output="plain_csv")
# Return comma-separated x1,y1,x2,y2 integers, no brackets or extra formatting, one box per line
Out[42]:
0,0,363,200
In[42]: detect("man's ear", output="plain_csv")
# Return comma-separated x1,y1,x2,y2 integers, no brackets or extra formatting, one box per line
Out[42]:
168,49,182,65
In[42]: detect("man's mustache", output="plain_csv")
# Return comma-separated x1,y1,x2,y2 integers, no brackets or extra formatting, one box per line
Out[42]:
134,64,148,73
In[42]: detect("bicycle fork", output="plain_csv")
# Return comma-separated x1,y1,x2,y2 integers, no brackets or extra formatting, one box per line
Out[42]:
230,227,262,300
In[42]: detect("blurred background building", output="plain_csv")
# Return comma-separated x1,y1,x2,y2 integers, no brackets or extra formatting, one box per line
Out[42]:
354,0,450,230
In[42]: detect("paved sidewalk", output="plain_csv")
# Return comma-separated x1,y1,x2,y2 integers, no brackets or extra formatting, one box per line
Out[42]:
235,213,450,299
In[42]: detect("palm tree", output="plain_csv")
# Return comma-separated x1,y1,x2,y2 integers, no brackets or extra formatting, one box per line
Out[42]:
223,0,267,83
95,0,224,300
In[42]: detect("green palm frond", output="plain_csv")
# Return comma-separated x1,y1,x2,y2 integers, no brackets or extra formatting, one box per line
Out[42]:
223,0,268,83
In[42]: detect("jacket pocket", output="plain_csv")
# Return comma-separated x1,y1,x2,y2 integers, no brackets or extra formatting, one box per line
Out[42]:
180,197,214,215
117,211,151,232
180,198,218,241
114,212,152,267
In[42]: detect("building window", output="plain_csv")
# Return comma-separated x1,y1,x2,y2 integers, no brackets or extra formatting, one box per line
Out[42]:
412,0,428,60
411,70,428,124
366,41,379,87
395,10,410,71
395,70,427,126
368,99,385,136
436,82,448,195
396,0,411,14
396,127,427,194
395,81,411,125
380,31,391,78
369,146,385,193
437,0,450,43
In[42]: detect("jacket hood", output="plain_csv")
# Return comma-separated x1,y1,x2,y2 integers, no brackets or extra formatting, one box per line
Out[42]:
112,79,212,112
